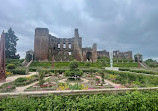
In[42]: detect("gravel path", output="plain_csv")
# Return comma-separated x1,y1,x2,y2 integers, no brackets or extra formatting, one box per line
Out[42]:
15,77,50,92
0,72,38,86
96,76,120,87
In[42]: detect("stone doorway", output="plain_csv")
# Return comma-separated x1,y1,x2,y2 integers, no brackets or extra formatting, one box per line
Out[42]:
86,52,92,61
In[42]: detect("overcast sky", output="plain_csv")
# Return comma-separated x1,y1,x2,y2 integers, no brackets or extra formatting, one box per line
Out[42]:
0,0,158,60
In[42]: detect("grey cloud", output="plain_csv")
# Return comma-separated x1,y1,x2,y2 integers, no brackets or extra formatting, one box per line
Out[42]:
0,0,158,60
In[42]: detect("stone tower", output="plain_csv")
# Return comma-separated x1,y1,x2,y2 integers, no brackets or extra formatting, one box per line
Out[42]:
73,28,83,61
92,43,97,62
34,28,49,61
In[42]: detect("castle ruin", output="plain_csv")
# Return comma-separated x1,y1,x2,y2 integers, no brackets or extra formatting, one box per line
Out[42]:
34,28,132,62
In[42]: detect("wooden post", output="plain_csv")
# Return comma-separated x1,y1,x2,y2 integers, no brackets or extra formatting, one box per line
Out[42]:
0,31,6,82
52,56,54,68
137,55,141,68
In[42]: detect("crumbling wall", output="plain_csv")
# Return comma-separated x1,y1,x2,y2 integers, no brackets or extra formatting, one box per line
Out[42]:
98,50,133,60
48,35,74,61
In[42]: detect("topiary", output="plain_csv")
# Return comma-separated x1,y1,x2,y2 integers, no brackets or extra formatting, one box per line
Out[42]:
69,61,78,71
65,61,83,77
7,64,16,69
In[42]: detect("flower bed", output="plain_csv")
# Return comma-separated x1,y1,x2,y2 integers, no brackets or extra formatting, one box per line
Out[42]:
0,82,16,93
105,70,158,88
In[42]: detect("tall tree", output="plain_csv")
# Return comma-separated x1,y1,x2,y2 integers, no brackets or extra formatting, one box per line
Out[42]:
5,28,20,59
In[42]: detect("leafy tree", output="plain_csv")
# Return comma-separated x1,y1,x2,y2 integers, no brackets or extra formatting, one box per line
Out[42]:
5,28,20,59
145,59,157,63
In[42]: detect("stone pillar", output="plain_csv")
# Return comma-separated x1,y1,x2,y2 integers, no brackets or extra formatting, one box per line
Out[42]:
0,31,6,82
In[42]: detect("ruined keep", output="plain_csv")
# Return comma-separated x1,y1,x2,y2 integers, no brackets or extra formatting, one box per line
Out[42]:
34,28,97,62
34,28,132,62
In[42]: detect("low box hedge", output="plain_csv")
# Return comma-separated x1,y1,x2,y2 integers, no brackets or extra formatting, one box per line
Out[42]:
0,91,158,110
11,69,26,75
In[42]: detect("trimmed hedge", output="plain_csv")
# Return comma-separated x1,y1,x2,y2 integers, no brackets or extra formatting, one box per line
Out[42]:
105,70,158,86
11,69,26,75
7,64,16,69
119,68,158,75
119,68,130,71
130,69,158,75
0,91,158,110
30,62,137,68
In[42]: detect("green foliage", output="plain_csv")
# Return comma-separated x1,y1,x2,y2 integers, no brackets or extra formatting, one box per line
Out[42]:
105,70,158,86
14,76,38,86
38,70,45,86
69,61,78,70
29,68,37,72
14,77,27,83
0,82,15,92
119,68,130,71
145,59,157,63
99,70,105,83
65,61,83,77
145,59,158,67
0,91,158,110
10,69,26,75
85,62,91,67
113,63,138,67
5,28,20,59
31,61,137,68
130,69,158,75
5,58,22,67
65,69,83,77
7,64,16,69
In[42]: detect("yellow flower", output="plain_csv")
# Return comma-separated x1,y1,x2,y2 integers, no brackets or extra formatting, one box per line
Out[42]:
6,71,13,75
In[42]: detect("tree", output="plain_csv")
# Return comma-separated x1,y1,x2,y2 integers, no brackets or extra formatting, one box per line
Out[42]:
5,28,20,59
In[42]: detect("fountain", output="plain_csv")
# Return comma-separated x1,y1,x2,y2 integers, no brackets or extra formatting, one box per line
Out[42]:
105,50,119,71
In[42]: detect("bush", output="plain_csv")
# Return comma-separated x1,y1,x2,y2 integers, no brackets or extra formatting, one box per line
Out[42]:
119,68,130,71
38,70,45,86
14,77,27,83
11,69,26,75
7,64,16,69
29,68,37,72
0,91,158,110
65,61,83,77
130,69,158,75
105,70,158,86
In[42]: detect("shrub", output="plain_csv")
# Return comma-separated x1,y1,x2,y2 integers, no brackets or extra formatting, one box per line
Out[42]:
69,61,78,70
105,70,158,87
130,69,158,75
38,70,45,86
119,68,130,71
65,61,83,77
29,68,37,72
11,69,26,75
7,64,16,69
14,77,27,83
1,91,157,110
